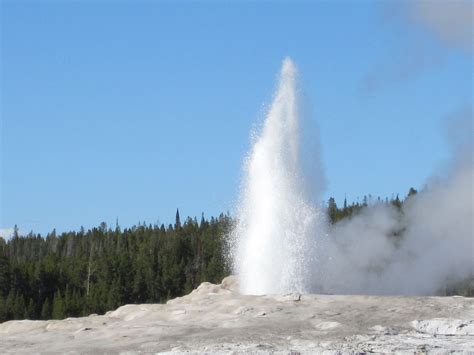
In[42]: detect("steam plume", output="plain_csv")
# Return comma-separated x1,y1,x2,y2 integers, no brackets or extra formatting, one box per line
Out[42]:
231,58,473,296
320,107,473,295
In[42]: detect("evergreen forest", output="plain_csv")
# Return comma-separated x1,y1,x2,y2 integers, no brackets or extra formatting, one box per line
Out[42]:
1,190,472,323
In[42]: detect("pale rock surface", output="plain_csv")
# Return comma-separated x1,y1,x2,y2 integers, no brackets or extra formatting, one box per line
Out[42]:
1,276,473,353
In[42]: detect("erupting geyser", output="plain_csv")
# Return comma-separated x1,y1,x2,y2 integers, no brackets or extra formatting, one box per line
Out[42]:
231,58,325,295
231,58,472,297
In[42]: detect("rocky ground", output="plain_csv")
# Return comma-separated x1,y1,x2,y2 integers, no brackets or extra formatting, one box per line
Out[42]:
1,276,473,353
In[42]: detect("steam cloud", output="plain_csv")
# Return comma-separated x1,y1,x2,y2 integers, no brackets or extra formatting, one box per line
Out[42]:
361,1,472,93
232,58,473,296
321,135,473,295
0,228,15,241
411,0,473,53
319,105,473,295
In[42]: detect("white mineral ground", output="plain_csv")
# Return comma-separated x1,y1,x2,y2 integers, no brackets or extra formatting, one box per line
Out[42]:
0,276,473,353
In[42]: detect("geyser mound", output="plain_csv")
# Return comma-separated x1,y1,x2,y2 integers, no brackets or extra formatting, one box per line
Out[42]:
230,58,325,295
2,276,473,353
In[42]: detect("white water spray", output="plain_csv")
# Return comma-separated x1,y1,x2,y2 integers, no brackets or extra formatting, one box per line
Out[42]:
231,58,325,295
230,58,472,296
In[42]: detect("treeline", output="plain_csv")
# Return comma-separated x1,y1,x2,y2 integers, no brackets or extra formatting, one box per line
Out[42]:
326,188,417,225
0,211,231,322
1,190,472,323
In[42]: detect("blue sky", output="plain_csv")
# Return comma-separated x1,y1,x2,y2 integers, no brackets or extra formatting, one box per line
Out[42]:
1,1,472,236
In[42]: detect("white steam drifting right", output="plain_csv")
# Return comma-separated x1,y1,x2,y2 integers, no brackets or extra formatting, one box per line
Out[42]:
231,58,473,296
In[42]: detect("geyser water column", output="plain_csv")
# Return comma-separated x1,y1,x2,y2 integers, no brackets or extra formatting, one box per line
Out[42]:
232,58,324,295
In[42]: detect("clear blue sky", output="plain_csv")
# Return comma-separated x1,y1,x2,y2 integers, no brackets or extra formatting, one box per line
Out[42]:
1,1,472,236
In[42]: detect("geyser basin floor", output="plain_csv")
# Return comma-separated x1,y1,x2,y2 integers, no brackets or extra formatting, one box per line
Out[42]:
1,277,473,353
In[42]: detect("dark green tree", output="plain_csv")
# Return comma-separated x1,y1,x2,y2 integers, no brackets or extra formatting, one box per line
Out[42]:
41,298,52,320
52,291,65,319
175,209,181,229
327,197,338,224
407,187,418,197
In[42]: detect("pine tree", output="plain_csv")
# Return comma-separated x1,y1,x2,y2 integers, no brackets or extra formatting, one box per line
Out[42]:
0,296,6,322
52,291,65,320
5,291,14,320
0,255,11,297
25,298,35,319
13,225,19,238
41,298,52,320
392,194,402,209
13,295,25,319
327,197,338,224
407,187,418,197
175,209,181,229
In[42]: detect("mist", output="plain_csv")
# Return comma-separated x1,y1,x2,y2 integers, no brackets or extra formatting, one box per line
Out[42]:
231,58,472,296
318,108,473,295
